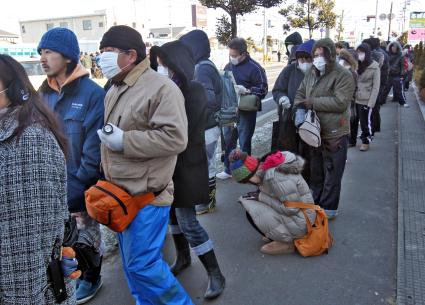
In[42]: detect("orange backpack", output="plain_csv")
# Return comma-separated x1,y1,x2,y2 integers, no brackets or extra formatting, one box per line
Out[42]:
85,180,157,233
284,201,334,257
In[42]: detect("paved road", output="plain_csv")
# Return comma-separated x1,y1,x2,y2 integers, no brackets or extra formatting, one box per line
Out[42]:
89,82,402,304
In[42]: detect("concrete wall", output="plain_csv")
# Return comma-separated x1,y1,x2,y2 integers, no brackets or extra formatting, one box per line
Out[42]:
20,14,107,43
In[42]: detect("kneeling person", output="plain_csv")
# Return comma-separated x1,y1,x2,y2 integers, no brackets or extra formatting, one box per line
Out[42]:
230,150,316,255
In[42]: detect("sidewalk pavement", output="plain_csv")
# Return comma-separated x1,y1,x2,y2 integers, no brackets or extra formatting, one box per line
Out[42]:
88,90,422,305
396,84,425,305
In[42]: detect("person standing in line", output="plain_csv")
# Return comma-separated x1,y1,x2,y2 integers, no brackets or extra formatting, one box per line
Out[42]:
294,38,355,220
284,32,303,65
337,49,359,148
381,41,409,108
353,43,381,152
150,40,226,300
224,37,268,159
272,39,315,182
97,25,193,305
0,54,75,305
179,29,222,214
362,38,389,135
38,28,105,304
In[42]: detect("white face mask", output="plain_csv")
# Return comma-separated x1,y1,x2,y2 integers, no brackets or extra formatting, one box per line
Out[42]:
313,56,326,73
0,88,8,95
157,65,169,77
298,61,313,73
230,56,241,66
358,52,366,62
99,51,122,79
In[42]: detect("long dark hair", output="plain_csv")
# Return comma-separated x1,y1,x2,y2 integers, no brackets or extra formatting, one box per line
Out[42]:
0,55,68,154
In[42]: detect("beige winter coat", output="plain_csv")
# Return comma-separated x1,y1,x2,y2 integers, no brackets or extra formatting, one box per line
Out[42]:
101,58,188,206
239,153,316,242
355,61,381,108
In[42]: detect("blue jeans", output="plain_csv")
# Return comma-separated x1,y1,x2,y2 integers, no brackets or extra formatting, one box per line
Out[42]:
117,205,193,305
169,207,213,256
237,110,257,155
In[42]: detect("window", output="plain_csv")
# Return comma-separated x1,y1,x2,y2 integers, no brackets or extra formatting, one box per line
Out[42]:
46,23,54,30
21,25,26,34
98,22,104,28
60,22,68,28
83,20,92,30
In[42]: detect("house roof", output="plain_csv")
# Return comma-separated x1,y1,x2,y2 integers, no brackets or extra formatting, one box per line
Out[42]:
20,12,106,23
0,29,19,38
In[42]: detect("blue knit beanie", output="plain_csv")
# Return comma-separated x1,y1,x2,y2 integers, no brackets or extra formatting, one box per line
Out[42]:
295,39,315,58
37,28,80,63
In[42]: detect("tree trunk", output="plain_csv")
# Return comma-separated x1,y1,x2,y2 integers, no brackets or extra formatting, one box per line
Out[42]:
307,0,312,39
230,13,238,38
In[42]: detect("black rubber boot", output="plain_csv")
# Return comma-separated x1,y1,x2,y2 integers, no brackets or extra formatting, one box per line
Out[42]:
198,250,225,300
170,234,191,276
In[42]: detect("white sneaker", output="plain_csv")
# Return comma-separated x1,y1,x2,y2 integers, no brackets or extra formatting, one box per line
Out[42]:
403,103,410,108
216,171,232,180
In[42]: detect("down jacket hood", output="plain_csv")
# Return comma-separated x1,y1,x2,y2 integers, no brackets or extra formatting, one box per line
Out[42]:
285,32,303,46
275,152,305,175
339,49,358,70
150,40,195,87
179,30,211,64
387,41,402,55
313,38,337,63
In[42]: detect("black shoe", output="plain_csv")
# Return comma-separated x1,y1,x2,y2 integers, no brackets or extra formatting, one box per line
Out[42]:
170,234,191,276
198,250,226,300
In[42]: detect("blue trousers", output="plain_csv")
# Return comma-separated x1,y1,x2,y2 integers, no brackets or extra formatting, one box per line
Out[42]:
117,205,193,305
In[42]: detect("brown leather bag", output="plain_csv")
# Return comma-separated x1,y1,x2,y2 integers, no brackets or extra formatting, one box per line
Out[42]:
85,180,156,232
284,201,334,257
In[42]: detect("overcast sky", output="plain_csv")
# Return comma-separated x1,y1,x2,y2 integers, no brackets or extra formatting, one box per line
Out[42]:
1,0,422,36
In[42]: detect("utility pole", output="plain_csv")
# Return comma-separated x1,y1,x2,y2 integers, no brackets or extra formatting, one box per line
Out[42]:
337,10,344,41
133,0,137,29
374,0,379,35
169,0,173,39
387,1,393,42
263,7,267,64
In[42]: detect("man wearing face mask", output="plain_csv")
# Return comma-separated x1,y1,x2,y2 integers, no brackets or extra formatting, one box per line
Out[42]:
294,38,356,220
224,37,268,157
38,27,105,304
272,39,315,182
97,26,192,305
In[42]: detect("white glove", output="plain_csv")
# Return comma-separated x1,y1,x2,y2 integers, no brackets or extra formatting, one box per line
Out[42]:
97,123,124,152
279,96,291,109
235,85,250,95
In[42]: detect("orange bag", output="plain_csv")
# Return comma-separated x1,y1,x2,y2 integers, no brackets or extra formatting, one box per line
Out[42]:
85,180,156,233
284,201,334,257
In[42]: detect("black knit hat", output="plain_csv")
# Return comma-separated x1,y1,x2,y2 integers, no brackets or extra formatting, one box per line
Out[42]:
100,25,146,60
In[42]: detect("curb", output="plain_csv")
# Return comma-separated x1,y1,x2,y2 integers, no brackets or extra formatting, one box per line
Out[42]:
396,94,404,305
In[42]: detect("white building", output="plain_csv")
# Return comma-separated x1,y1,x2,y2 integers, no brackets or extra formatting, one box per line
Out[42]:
19,12,107,45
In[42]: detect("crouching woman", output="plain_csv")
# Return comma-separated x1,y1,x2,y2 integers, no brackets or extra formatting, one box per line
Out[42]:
230,150,316,255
